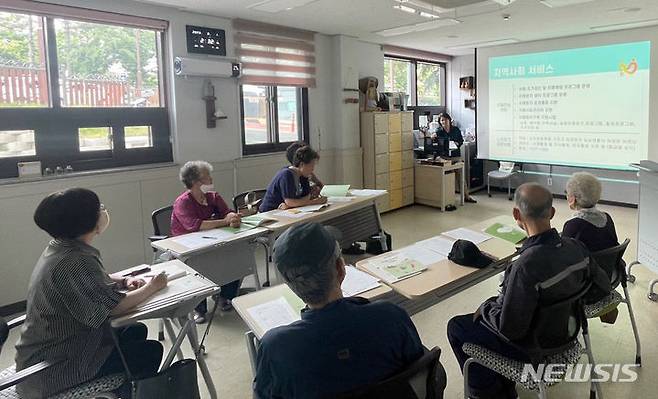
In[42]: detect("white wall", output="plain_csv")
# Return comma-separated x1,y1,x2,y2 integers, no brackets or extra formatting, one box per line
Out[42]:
448,54,476,132
0,0,386,306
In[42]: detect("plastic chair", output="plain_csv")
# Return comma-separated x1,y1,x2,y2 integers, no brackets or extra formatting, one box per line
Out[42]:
487,162,518,200
333,347,447,399
584,239,641,365
463,278,602,399
149,205,173,341
0,315,124,399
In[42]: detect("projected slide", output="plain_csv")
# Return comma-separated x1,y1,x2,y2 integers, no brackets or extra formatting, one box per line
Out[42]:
489,41,650,170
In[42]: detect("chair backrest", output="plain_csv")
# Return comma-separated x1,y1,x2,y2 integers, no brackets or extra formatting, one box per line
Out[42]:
152,205,174,237
524,278,593,362
333,347,446,399
0,317,8,352
590,238,630,288
233,189,267,215
499,161,516,173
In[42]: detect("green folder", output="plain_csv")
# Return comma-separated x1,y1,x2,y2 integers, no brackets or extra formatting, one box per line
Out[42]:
219,214,276,234
484,223,527,244
320,184,351,197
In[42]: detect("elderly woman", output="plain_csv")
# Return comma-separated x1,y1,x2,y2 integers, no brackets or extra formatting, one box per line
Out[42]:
15,188,166,398
171,160,241,322
563,172,619,253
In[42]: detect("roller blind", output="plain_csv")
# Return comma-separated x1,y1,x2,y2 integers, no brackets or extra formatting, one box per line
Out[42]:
233,19,316,88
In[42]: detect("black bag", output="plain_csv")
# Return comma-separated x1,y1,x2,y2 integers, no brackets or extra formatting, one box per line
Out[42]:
366,231,392,255
128,359,200,399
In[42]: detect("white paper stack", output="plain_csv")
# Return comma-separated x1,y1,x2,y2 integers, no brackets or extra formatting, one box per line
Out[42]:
341,265,381,297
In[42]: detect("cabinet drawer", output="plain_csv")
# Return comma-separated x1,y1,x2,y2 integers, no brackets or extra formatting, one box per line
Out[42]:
388,151,402,171
389,188,403,209
375,153,389,173
389,170,402,189
375,134,388,154
388,113,401,133
402,150,415,169
401,112,413,132
402,167,414,187
403,186,414,206
374,113,388,134
375,173,390,190
389,133,402,153
402,133,414,150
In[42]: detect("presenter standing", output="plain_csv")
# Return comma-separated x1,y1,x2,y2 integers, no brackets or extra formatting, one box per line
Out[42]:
431,112,477,204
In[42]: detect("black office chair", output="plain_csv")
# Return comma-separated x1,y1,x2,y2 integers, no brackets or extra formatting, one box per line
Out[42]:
232,189,267,216
462,280,602,399
150,205,174,243
333,347,447,399
0,315,124,398
584,239,641,365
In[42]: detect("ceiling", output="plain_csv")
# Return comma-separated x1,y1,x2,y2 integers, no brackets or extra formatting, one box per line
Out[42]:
134,0,658,55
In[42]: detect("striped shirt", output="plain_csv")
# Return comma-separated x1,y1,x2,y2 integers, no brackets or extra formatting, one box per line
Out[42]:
15,239,125,398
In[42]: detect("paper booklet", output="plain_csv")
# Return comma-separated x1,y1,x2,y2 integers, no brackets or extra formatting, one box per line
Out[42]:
483,222,527,244
443,227,492,244
342,265,381,297
364,253,428,284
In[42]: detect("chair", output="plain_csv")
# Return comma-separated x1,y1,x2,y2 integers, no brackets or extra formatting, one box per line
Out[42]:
584,239,641,365
150,205,174,244
232,189,267,216
487,162,518,200
233,189,271,287
0,315,124,399
333,347,447,399
462,280,602,399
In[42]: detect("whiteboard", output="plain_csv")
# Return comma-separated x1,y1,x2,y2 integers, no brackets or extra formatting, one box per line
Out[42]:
637,161,658,274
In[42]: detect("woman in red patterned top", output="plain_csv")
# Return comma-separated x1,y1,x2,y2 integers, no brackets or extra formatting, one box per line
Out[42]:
171,160,241,323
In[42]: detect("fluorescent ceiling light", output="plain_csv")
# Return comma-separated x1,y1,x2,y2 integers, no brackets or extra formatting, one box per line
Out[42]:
539,0,596,7
375,18,461,37
590,18,658,32
447,38,519,49
419,11,440,18
394,4,418,14
248,0,317,13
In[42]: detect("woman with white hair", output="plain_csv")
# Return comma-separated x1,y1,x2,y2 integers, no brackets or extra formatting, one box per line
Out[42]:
562,172,619,253
171,160,242,322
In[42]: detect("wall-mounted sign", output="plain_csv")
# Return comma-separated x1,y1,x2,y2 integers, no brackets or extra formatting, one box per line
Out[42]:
186,25,226,56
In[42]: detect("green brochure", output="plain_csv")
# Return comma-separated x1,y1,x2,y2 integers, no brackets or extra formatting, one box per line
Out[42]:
484,223,527,244
320,184,351,197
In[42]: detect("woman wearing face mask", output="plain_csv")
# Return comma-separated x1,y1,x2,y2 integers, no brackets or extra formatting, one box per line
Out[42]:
171,160,242,322
15,188,166,398
259,145,327,212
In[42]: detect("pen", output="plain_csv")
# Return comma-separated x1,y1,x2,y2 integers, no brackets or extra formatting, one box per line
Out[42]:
202,236,217,239
122,266,151,277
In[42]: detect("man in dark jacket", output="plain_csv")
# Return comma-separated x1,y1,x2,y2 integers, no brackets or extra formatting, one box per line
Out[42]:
447,183,611,399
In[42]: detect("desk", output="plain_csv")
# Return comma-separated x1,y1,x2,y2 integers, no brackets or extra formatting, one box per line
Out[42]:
356,216,518,303
414,161,465,211
152,227,269,288
112,261,220,399
233,282,392,374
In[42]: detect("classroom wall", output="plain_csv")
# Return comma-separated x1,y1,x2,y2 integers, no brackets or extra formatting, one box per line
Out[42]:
0,0,388,306
448,54,476,133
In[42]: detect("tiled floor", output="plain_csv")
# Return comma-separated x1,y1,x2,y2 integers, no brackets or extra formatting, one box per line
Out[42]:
2,193,657,398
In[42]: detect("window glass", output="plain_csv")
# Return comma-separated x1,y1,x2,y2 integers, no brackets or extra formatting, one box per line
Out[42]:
0,129,36,158
79,127,112,151
417,62,443,106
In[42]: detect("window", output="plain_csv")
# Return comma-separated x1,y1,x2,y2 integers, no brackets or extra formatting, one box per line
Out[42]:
384,56,445,107
240,85,308,156
0,8,171,179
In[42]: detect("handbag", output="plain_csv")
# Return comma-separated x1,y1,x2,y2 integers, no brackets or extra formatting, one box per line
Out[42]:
111,329,201,399
129,359,201,399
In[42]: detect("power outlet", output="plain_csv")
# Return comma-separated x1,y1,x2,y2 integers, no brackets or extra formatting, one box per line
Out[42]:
547,177,553,186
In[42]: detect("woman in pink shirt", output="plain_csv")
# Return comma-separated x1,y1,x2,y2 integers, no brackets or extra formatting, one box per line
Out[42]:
171,160,241,323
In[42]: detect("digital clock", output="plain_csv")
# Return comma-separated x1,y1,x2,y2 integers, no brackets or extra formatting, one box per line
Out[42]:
186,25,226,56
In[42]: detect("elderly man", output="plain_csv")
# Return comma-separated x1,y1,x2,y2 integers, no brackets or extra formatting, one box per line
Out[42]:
447,183,610,399
253,223,425,399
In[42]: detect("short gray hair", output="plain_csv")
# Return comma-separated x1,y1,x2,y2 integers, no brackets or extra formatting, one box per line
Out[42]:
514,182,553,220
566,172,601,209
179,160,212,189
280,243,341,305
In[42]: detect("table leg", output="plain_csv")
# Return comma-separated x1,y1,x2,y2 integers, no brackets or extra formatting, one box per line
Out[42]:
441,171,446,211
163,318,185,361
460,165,465,205
160,317,193,370
245,331,259,376
180,315,218,399
373,202,389,252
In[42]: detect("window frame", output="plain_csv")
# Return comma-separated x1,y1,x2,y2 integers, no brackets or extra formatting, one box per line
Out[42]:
239,85,309,156
0,10,172,179
383,55,446,107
